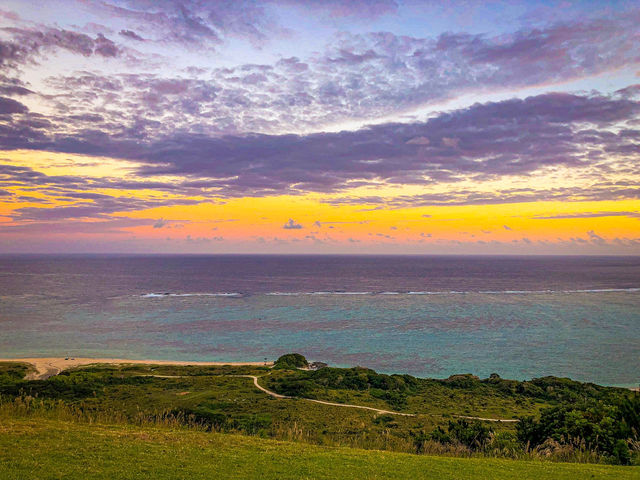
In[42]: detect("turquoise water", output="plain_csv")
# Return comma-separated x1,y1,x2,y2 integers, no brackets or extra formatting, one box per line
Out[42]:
1,255,639,386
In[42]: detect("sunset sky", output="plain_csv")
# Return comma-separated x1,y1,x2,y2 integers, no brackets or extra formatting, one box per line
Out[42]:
0,0,639,254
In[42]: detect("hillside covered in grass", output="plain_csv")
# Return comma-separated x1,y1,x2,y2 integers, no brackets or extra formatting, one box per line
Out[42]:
1,356,638,468
2,417,639,480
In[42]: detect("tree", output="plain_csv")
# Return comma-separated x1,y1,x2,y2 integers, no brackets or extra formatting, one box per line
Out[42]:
273,353,308,369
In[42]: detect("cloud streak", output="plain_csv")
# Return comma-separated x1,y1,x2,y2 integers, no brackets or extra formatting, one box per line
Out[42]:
3,91,638,201
2,7,638,137
533,211,640,220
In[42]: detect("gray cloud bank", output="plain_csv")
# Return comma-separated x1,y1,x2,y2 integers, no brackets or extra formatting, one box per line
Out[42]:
1,91,638,202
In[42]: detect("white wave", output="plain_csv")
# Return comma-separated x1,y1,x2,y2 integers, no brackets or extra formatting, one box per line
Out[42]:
306,291,372,295
141,287,639,299
562,288,640,293
478,290,554,294
407,291,459,295
332,291,372,295
407,288,640,295
142,292,242,298
479,288,640,295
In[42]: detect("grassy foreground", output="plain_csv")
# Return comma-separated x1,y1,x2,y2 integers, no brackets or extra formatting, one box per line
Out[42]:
1,359,639,465
2,417,638,480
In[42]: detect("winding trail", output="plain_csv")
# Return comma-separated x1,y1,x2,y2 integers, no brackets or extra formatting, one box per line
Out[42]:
453,415,518,423
237,375,518,422
238,375,416,417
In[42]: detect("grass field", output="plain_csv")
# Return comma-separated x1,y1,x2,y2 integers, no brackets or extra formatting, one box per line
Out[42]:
2,417,639,480
1,359,638,474
0,362,526,452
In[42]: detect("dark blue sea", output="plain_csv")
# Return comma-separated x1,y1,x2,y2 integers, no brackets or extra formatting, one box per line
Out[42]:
1,255,639,386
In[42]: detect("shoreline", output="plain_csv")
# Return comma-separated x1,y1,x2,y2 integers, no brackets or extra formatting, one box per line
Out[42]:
0,357,272,380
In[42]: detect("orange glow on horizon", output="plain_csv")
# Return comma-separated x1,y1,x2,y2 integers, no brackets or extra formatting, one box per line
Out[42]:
1,150,638,254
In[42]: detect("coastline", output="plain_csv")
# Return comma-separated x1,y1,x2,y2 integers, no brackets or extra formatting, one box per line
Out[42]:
0,357,272,380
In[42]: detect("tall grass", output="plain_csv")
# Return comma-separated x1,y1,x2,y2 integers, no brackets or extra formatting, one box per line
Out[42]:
3,394,632,465
0,395,205,431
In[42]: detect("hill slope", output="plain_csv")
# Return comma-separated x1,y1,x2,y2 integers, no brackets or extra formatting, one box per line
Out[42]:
1,417,638,480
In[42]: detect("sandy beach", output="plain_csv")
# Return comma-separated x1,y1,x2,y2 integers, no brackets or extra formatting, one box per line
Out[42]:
0,357,273,380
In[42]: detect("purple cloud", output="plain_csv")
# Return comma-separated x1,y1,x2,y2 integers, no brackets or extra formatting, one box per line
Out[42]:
587,229,606,245
92,0,273,47
0,26,124,71
533,211,640,219
1,8,634,138
1,91,639,203
0,83,33,96
153,218,167,228
0,216,154,235
323,183,640,208
283,218,303,229
286,0,398,19
0,96,28,114
118,29,144,41
93,33,119,57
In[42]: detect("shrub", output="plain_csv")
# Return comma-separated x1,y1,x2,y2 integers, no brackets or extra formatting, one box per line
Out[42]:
516,396,640,461
486,432,522,456
428,420,492,450
410,429,430,453
370,389,408,410
273,379,313,397
443,374,481,389
448,419,492,449
612,439,631,465
428,426,451,445
273,353,309,370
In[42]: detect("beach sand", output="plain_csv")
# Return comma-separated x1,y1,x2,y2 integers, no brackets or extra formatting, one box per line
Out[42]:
0,357,272,380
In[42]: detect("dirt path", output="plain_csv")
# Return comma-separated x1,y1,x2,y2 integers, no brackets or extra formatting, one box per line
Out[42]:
453,415,518,423
240,375,518,422
238,375,415,416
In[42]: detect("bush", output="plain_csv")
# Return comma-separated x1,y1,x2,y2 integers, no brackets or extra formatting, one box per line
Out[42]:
516,396,640,461
373,414,396,427
273,379,313,397
410,429,431,453
448,419,492,449
428,426,451,445
443,374,481,389
370,389,408,410
273,354,308,370
486,432,522,456
428,419,492,450
612,439,631,465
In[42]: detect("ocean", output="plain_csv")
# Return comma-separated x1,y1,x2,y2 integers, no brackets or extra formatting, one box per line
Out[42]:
1,255,639,387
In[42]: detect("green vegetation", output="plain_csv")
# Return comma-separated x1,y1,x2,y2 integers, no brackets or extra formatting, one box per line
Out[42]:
0,358,638,469
516,397,640,465
1,417,638,480
0,362,33,385
273,353,309,369
263,366,631,418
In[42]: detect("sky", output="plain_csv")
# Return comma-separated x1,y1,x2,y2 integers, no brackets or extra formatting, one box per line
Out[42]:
0,0,639,254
